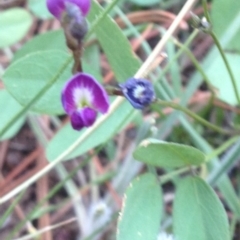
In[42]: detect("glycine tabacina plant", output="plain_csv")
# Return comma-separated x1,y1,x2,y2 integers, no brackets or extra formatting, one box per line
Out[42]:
1,0,239,239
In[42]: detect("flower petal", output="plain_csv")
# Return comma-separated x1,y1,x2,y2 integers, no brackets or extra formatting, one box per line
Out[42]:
46,0,91,19
70,107,97,130
81,107,97,127
46,0,65,19
70,110,84,130
61,73,109,114
119,78,155,109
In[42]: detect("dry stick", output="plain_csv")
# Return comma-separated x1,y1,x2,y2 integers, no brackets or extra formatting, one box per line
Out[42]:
37,155,53,240
0,0,197,205
0,141,9,174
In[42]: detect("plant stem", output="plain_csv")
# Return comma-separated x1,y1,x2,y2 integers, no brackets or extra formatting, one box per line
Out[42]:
153,99,237,136
210,31,240,105
158,29,199,81
0,190,25,228
173,37,214,93
201,0,211,23
206,136,240,161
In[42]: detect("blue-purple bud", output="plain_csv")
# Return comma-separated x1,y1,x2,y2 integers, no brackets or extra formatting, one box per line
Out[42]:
63,2,88,42
119,78,155,109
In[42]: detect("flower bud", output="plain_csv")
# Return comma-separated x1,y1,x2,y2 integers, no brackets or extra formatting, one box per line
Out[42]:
190,12,211,32
64,2,88,42
119,78,155,109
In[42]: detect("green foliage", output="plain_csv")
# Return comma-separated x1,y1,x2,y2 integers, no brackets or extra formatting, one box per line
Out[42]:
0,0,239,239
133,139,206,168
211,0,240,51
173,176,230,240
117,173,163,240
206,52,240,105
0,90,26,140
0,8,32,48
3,50,72,114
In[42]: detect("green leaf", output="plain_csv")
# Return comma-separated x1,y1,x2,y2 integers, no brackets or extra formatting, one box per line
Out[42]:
13,30,66,62
0,90,26,140
3,50,72,115
87,1,140,82
133,139,206,168
0,8,32,48
129,0,160,7
173,176,230,240
46,100,133,161
206,52,240,105
117,173,163,240
28,0,53,19
211,0,240,51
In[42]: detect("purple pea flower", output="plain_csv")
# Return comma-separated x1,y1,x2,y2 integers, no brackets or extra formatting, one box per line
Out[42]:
46,0,91,19
61,73,109,130
119,78,155,109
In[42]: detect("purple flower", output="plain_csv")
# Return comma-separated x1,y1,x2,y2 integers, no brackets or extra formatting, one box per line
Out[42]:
119,78,155,109
61,73,109,130
46,0,91,19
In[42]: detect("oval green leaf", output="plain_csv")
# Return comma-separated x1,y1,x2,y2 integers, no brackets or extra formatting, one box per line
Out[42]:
0,90,26,140
0,8,32,48
133,139,206,168
173,176,230,240
3,50,72,114
13,30,66,62
117,173,163,240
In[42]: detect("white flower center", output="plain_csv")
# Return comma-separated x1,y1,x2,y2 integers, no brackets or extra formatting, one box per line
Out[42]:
73,87,93,109
133,85,145,99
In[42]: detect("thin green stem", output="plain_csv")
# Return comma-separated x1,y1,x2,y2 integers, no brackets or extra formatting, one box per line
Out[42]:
201,0,211,23
0,190,25,228
206,136,240,161
0,57,72,138
160,167,193,184
158,29,199,81
153,99,237,136
230,215,238,239
173,37,214,93
210,31,240,105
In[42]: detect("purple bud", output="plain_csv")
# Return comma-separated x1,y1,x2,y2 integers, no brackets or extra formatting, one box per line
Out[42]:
46,0,91,19
66,3,88,41
61,73,109,131
119,78,155,109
